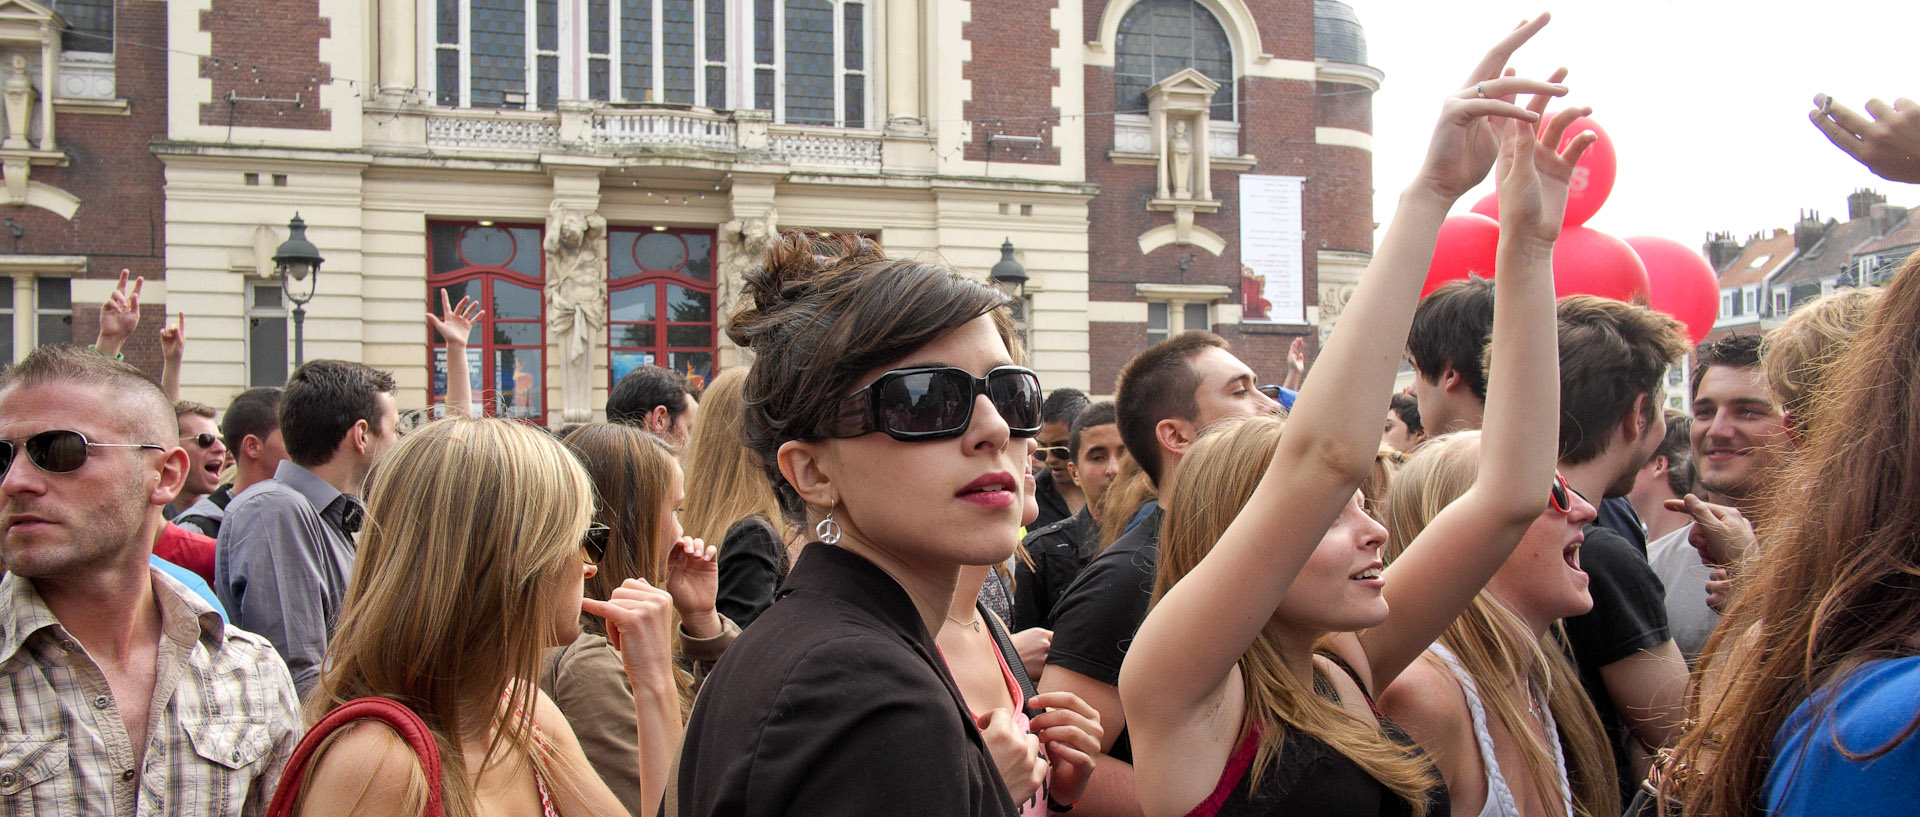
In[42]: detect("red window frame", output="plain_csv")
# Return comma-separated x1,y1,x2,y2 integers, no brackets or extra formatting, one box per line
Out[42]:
607,226,719,391
425,221,549,420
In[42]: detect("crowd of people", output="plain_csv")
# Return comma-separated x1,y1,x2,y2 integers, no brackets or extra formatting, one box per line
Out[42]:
4,15,1920,817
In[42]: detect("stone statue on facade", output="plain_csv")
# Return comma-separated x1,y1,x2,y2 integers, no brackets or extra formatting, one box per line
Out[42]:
3,54,35,150
1169,118,1194,200
544,202,608,424
720,208,779,291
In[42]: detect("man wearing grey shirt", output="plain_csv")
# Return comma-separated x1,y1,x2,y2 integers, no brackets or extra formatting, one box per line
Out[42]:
216,360,398,694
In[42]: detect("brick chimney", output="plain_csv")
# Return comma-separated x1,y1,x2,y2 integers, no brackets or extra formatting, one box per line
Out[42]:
1794,210,1830,254
1702,231,1743,271
1870,203,1909,237
1848,189,1886,221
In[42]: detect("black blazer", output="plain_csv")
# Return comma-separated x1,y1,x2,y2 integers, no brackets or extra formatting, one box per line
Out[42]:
677,543,1018,817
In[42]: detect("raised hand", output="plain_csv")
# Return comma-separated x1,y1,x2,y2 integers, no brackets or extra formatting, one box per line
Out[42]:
159,312,185,402
1281,336,1307,392
581,578,680,694
426,289,484,348
94,269,143,357
1026,690,1104,808
1413,14,1567,203
1495,83,1595,246
160,312,186,364
977,708,1048,805
663,536,723,639
1664,493,1757,567
1812,94,1920,183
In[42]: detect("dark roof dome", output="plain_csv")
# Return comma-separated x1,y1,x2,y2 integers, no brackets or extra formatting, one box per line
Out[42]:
1313,0,1369,66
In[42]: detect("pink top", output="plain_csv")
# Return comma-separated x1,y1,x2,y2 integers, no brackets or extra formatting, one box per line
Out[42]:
943,641,1048,816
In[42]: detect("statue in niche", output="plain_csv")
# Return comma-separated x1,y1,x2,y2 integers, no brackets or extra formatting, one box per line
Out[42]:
1168,118,1194,200
543,202,609,423
3,54,34,150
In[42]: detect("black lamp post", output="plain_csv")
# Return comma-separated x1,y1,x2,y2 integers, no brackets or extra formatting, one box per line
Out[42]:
989,238,1030,350
273,213,323,368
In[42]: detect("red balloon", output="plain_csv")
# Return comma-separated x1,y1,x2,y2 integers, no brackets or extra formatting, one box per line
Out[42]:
1469,192,1499,220
1424,214,1501,297
1627,236,1720,346
1552,227,1648,302
1460,115,1618,228
1558,115,1617,228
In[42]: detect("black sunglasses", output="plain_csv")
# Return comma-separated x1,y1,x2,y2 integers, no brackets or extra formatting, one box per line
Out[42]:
1257,385,1284,401
181,432,220,449
1548,474,1573,514
826,365,1043,442
2,430,166,477
580,524,612,565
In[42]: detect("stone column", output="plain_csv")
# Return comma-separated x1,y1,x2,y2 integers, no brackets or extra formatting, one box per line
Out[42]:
378,0,418,99
884,0,923,130
12,274,31,360
37,38,54,150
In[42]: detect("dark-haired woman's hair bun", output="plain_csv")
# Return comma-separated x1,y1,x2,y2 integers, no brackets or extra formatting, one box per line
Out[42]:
727,231,885,350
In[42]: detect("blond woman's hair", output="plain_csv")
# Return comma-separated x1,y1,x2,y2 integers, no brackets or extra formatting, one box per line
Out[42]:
682,367,789,545
1760,287,1882,427
1094,454,1156,550
309,418,595,817
1382,431,1619,817
1153,414,1438,813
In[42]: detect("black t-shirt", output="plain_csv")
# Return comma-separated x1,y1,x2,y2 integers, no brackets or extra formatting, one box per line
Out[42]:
1032,469,1074,530
715,514,788,629
1011,508,1099,633
1045,504,1162,764
1596,496,1648,554
679,543,1016,817
1560,522,1670,804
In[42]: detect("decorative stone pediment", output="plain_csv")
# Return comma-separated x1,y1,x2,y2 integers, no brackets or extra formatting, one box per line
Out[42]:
0,0,67,212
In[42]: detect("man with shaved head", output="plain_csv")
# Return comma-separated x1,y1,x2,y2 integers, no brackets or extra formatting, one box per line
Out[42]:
0,345,298,811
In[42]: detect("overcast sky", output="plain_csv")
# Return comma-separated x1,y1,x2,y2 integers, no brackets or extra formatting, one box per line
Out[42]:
1350,0,1920,254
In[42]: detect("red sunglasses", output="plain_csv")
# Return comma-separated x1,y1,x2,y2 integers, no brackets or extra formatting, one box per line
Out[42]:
1548,474,1574,514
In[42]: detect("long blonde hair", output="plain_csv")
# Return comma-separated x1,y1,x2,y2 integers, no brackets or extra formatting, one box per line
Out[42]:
682,367,787,545
1094,454,1156,550
310,418,594,817
1383,431,1618,817
559,423,696,712
1153,414,1438,813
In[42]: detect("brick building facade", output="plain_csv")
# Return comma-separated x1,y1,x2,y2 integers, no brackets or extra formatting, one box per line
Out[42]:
8,0,1378,418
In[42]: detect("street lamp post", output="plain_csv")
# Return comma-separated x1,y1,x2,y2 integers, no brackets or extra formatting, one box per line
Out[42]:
272,213,324,369
989,237,1030,351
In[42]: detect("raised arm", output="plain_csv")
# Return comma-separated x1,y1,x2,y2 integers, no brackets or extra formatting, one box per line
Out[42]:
427,289,483,419
92,269,141,359
1357,101,1593,689
1120,14,1562,740
159,312,184,403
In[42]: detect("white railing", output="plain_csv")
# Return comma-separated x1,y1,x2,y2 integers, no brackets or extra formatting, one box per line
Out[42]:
595,109,735,149
425,110,560,151
767,128,882,167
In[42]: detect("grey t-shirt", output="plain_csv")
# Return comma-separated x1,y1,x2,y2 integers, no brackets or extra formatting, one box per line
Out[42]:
1647,523,1721,661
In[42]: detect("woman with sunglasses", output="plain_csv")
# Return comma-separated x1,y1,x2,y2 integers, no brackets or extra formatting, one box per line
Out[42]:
676,232,1077,817
1377,434,1619,817
541,422,730,816
1118,17,1584,817
296,418,637,817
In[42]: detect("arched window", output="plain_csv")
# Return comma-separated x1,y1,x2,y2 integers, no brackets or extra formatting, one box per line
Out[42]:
1113,0,1234,120
608,227,718,390
426,222,548,419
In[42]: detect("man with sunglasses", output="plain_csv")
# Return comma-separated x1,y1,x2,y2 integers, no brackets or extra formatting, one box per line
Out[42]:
175,387,286,540
164,402,226,521
1031,388,1090,529
0,345,300,812
1013,401,1120,633
216,360,398,696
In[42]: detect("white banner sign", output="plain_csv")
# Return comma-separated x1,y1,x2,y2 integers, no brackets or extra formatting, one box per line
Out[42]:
1238,174,1306,324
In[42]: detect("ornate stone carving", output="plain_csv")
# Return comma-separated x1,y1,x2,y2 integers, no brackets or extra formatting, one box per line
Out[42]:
4,54,34,150
1144,68,1220,249
720,207,778,286
543,202,608,423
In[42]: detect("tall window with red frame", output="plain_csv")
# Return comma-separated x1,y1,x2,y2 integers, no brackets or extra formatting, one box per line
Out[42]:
608,227,717,390
426,222,548,420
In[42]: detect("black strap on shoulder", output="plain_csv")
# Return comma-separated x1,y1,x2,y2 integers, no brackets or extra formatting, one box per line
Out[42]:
981,601,1039,703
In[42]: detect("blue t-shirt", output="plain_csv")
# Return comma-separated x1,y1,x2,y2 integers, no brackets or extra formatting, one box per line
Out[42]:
150,555,228,621
1766,655,1920,816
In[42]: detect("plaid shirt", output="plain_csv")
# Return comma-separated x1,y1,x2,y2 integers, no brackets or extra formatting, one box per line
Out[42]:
0,567,301,816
